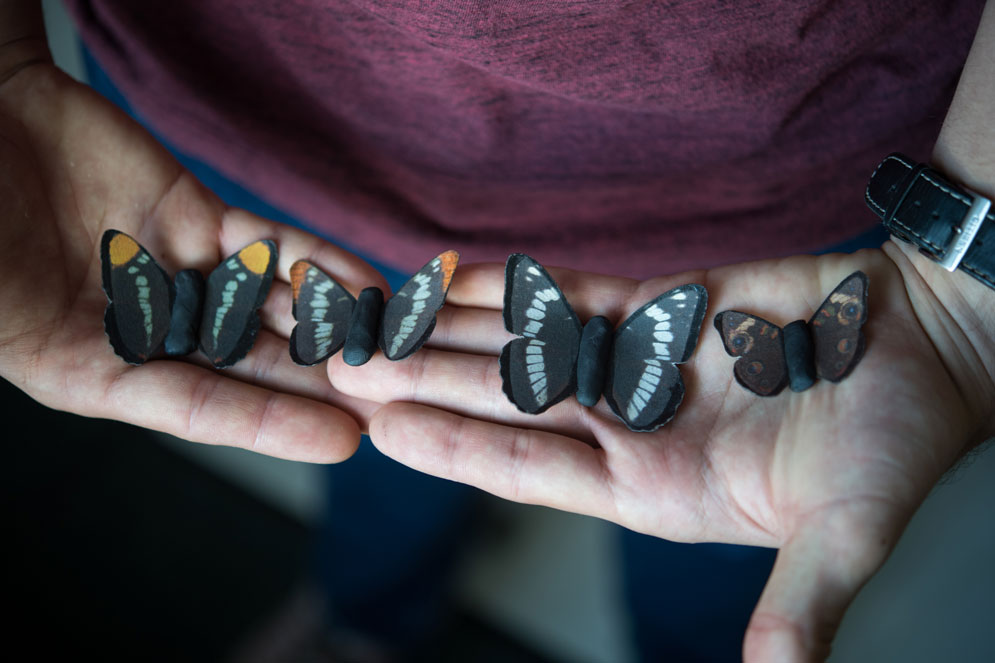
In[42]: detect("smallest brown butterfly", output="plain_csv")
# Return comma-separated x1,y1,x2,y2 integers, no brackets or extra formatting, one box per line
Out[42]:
714,271,869,396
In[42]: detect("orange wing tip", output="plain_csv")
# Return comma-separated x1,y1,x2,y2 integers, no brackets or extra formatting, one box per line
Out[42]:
290,260,316,300
108,232,141,267
437,249,460,292
238,240,275,275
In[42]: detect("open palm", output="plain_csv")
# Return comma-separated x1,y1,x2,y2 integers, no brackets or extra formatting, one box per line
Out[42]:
0,63,380,461
329,248,994,660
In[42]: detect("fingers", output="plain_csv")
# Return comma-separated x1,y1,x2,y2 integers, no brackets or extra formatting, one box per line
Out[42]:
329,348,602,443
369,402,619,519
743,499,908,663
420,304,512,355
55,319,376,460
201,329,378,425
93,357,363,463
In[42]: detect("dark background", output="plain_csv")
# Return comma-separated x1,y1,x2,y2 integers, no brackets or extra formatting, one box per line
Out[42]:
2,377,552,662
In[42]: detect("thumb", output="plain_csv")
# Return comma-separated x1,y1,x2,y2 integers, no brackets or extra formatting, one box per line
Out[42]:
743,500,909,662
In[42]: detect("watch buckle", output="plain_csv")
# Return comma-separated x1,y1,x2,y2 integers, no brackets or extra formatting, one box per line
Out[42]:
920,189,991,272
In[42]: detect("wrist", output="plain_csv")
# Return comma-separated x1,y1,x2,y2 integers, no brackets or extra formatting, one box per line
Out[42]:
882,237,995,450
865,153,995,450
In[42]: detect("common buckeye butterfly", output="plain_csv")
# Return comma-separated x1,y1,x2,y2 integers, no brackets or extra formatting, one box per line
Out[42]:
713,271,869,396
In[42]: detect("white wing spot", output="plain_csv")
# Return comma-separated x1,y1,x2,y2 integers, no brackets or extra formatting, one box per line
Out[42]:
536,288,559,303
389,272,433,355
211,277,241,344
132,273,155,343
523,339,548,405
313,321,334,357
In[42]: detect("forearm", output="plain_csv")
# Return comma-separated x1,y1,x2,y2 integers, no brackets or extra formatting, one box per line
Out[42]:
884,1,995,447
932,1,995,187
0,1,50,85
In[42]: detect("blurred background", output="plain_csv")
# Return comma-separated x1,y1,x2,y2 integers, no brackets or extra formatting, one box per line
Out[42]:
3,2,993,661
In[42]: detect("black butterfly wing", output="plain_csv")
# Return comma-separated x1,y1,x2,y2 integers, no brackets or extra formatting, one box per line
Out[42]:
378,250,459,361
199,240,278,368
288,260,356,366
605,284,708,431
713,310,788,396
100,230,174,365
499,254,582,414
808,271,869,382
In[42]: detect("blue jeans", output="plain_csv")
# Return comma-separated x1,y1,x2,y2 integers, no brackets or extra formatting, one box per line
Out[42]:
85,48,887,661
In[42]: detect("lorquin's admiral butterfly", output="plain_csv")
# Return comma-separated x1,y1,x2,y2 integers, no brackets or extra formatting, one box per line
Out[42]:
289,251,459,366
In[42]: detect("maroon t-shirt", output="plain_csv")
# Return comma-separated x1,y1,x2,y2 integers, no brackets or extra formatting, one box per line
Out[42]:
66,1,983,278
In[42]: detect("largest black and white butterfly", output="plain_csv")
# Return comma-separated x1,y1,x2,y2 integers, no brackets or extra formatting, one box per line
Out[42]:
500,254,708,432
289,251,459,366
100,229,278,368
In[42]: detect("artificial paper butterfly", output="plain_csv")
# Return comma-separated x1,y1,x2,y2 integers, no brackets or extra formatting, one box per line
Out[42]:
289,251,459,366
713,271,869,396
100,229,278,368
500,254,708,432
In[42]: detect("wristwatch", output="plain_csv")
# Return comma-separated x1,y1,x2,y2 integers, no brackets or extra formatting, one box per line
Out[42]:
865,153,994,290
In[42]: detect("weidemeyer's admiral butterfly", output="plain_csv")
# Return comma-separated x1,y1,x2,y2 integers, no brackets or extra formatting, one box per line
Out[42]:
500,254,708,432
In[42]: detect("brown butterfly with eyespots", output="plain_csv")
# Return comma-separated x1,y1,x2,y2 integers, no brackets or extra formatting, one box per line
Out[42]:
713,272,869,396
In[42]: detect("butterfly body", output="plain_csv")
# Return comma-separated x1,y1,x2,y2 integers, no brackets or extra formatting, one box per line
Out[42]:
781,319,817,392
575,316,613,407
163,269,205,356
100,230,278,368
714,271,869,397
500,254,708,432
289,251,459,366
343,287,385,366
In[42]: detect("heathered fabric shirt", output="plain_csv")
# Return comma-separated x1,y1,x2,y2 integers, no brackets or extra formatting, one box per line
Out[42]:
66,1,984,278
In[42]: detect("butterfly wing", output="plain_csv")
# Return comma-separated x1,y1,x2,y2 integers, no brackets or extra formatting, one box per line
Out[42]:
808,271,869,382
100,230,174,365
288,261,356,366
378,250,459,361
199,240,278,368
714,310,788,396
499,254,582,414
605,284,708,431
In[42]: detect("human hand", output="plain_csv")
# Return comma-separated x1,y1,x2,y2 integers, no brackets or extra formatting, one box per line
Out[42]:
0,58,383,461
328,247,995,660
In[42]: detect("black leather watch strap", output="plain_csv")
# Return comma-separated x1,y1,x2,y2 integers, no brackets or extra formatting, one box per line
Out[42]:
865,153,995,290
